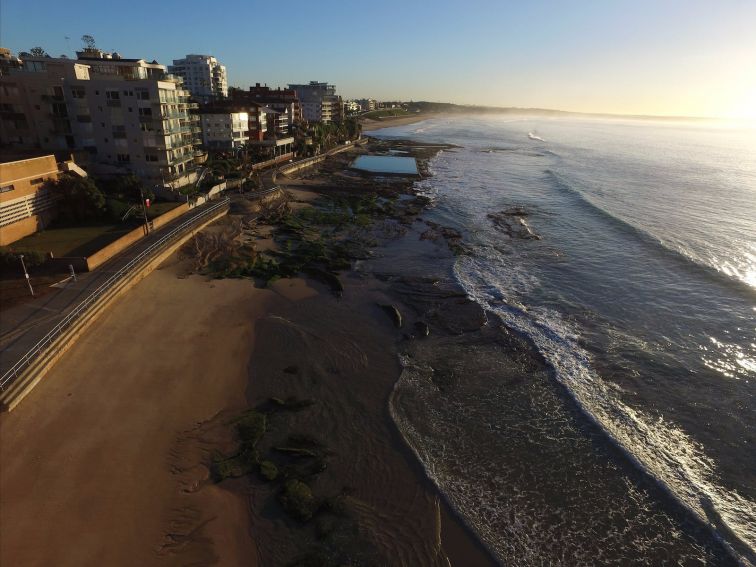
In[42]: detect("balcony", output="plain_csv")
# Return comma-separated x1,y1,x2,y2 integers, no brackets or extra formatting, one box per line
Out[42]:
169,153,195,166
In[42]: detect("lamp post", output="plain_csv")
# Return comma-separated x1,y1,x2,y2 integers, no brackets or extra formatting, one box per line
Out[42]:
19,254,34,297
138,184,150,234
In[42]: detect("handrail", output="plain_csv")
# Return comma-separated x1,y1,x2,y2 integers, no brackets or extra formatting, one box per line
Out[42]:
0,197,230,391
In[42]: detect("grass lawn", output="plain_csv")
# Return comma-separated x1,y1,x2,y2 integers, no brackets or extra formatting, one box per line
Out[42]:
8,222,136,258
5,202,183,259
361,109,410,120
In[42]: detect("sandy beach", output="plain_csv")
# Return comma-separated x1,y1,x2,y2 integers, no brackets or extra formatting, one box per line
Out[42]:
0,253,273,565
360,112,440,132
0,140,496,566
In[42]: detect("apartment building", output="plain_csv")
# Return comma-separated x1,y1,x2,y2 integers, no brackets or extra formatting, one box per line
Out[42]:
0,48,202,188
0,153,86,245
198,99,293,159
199,109,249,149
357,98,377,112
168,54,228,103
229,84,302,132
288,81,344,124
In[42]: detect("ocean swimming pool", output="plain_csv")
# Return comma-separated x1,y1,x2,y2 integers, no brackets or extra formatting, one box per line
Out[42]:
351,155,419,175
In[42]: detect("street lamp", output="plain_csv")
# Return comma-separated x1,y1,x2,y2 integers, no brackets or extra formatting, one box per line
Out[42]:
19,254,34,297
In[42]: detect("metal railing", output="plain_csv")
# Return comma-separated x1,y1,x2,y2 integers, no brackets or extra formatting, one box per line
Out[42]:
0,197,231,392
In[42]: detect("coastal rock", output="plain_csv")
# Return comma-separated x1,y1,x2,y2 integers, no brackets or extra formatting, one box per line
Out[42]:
378,304,403,328
414,321,430,337
488,208,541,240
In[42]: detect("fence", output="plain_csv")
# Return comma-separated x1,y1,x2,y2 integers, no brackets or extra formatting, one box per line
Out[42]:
0,197,230,392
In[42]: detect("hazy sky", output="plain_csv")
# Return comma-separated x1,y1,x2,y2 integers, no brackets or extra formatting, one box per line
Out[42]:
2,0,755,118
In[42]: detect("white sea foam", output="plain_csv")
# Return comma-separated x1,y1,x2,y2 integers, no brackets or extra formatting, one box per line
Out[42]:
453,252,756,564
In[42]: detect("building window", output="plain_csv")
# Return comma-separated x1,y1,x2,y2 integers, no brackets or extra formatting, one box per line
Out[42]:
145,154,158,162
106,90,120,100
136,89,150,100
71,87,86,99
30,177,44,185
117,154,130,163
138,107,152,116
0,184,15,193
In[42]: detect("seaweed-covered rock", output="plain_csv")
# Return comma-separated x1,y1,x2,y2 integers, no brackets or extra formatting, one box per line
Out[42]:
259,460,279,481
280,479,317,521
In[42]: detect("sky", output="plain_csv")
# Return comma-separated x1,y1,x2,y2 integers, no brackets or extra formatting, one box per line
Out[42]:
2,0,755,119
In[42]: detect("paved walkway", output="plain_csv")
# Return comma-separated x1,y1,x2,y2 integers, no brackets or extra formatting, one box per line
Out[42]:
0,198,229,379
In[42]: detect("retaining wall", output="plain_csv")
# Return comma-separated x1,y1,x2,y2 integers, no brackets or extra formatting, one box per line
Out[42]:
0,206,229,411
55,204,191,272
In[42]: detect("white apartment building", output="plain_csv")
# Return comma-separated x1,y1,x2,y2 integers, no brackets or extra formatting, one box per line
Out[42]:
168,54,228,103
200,111,249,149
288,81,344,124
0,49,202,188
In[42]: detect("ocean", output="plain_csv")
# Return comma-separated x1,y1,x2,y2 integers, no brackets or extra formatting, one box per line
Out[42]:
372,115,756,565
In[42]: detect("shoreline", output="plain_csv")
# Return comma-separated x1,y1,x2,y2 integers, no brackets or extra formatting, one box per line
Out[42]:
0,137,496,566
230,139,498,564
360,112,440,131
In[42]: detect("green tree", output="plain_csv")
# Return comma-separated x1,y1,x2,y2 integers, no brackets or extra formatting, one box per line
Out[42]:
111,174,152,203
81,35,97,50
49,175,106,223
29,47,48,57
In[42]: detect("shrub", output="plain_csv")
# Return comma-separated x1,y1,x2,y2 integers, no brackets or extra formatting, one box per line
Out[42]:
259,460,279,481
279,479,316,521
0,249,45,270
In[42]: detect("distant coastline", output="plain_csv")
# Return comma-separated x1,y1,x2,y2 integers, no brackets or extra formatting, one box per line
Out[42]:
388,101,723,123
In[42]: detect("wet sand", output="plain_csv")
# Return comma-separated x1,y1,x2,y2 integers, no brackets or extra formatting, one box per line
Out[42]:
243,272,495,565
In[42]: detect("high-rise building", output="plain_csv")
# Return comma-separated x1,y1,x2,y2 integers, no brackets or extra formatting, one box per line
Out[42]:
168,54,228,103
0,48,202,188
287,81,343,124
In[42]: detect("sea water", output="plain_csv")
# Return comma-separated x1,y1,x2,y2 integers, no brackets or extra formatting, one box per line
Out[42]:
352,154,419,175
373,115,756,565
